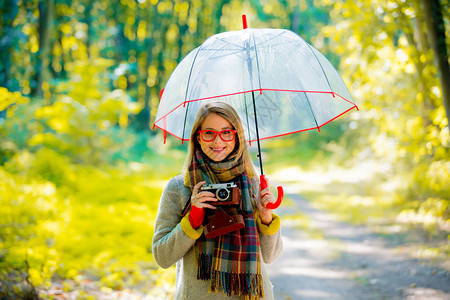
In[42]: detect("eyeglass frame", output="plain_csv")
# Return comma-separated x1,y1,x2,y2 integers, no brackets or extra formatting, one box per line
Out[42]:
198,129,237,142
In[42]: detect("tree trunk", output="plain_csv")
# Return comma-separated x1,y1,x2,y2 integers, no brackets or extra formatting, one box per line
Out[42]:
0,0,19,121
0,0,19,90
84,0,93,59
155,19,167,122
137,31,154,132
396,4,434,121
32,0,54,98
291,4,300,33
421,0,450,130
213,0,231,34
133,6,153,132
138,6,159,132
138,50,152,131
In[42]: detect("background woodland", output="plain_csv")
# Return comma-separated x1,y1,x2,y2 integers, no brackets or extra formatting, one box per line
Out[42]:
0,0,449,298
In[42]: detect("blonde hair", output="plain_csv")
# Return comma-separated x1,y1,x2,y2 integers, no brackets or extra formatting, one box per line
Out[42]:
182,102,256,178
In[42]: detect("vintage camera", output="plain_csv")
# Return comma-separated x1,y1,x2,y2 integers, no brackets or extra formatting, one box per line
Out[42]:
201,182,239,206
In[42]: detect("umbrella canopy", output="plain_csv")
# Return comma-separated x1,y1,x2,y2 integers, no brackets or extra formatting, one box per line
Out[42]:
153,25,358,144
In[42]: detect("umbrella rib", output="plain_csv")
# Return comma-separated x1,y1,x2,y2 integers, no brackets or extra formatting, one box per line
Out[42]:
251,31,263,91
303,92,321,131
250,30,288,49
251,39,299,51
249,31,265,174
243,92,252,143
213,36,245,50
181,46,204,141
240,59,251,143
212,29,289,51
206,49,246,60
199,47,243,51
305,43,334,93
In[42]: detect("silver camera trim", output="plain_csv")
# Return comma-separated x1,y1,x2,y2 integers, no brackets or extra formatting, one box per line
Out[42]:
201,182,237,201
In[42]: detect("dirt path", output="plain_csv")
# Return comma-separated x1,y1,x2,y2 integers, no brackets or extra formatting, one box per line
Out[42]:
266,185,450,300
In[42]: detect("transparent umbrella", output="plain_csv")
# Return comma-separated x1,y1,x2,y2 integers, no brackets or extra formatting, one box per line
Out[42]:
153,15,358,208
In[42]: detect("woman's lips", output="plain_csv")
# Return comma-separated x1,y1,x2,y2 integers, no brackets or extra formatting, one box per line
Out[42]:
211,147,225,152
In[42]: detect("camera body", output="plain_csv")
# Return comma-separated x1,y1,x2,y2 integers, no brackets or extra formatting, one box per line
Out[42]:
201,182,240,206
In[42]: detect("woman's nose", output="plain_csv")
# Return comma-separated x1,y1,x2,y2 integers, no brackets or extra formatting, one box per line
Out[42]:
212,134,223,144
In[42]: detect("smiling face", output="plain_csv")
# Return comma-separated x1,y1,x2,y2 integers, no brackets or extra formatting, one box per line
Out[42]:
197,113,237,162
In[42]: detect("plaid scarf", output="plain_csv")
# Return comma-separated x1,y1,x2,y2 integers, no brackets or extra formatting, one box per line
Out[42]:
185,149,263,299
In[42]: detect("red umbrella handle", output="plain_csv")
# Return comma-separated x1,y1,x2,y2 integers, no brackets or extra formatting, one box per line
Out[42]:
260,175,283,209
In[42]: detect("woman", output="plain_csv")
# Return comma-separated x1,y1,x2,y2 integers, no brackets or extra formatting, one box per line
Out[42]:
152,102,283,299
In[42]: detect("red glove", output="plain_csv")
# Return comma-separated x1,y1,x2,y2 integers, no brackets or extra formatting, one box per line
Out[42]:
188,205,205,229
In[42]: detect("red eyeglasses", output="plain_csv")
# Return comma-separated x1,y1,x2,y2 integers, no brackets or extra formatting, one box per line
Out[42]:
198,130,237,142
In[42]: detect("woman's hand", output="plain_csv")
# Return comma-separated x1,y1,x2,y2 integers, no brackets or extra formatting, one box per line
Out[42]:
257,176,276,225
191,181,218,209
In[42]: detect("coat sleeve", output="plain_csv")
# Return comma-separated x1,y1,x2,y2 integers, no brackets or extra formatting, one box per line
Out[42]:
257,213,283,264
151,176,200,269
252,176,283,264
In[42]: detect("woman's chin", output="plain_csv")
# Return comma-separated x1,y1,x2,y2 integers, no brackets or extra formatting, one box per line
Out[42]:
206,151,227,162
209,154,226,162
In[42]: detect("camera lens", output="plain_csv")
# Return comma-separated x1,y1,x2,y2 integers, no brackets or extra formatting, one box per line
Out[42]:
216,188,230,201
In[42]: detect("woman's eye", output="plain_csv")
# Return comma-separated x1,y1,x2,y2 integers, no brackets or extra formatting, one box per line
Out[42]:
205,131,215,135
222,130,231,134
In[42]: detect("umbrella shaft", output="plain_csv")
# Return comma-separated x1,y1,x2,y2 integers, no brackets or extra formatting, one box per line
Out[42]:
251,91,264,175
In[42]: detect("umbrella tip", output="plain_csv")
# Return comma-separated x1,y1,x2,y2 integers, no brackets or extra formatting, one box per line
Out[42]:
242,14,247,29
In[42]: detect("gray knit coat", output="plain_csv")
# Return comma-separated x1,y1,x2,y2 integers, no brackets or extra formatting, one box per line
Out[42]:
152,175,283,299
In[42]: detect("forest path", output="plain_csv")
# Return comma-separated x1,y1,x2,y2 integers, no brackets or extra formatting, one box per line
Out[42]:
266,181,450,300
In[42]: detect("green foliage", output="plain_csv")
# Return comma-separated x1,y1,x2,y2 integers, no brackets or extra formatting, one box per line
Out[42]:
305,0,450,231
0,55,179,297
0,149,176,297
0,71,181,296
0,88,32,162
0,167,61,294
30,59,142,165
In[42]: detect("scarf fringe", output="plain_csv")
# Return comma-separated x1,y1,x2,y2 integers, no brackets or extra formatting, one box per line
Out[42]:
209,270,264,299
198,254,212,280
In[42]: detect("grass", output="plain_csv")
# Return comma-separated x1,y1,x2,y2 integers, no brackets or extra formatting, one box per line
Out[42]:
0,146,187,299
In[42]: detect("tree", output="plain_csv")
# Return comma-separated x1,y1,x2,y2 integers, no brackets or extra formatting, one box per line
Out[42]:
32,0,54,98
0,0,21,90
421,0,450,130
